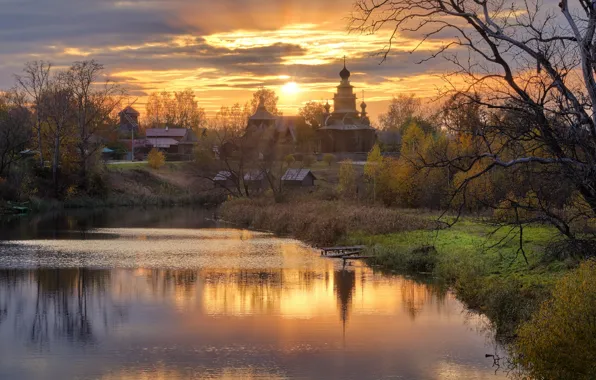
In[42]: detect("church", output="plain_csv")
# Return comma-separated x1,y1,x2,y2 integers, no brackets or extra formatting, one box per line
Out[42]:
246,61,377,155
317,61,377,153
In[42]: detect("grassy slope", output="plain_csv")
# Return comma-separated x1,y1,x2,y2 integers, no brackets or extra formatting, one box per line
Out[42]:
344,218,566,339
31,163,225,211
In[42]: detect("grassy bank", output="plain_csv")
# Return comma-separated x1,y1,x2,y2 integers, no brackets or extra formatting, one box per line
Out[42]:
3,164,224,214
219,197,435,246
220,197,569,341
346,221,566,339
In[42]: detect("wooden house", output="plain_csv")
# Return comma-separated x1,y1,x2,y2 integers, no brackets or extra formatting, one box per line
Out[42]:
243,170,269,189
118,106,140,134
213,171,237,188
144,127,198,159
282,168,317,187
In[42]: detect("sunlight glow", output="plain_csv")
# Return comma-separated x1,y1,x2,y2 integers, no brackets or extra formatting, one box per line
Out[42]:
281,81,300,95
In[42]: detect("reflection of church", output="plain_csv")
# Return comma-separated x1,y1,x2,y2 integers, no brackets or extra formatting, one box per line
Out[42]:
317,61,377,153
246,60,377,155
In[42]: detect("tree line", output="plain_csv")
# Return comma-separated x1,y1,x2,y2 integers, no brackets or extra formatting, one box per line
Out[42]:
0,60,124,199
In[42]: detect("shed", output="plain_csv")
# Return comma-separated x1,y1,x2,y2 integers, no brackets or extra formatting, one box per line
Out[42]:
282,168,317,187
213,171,237,188
243,170,269,189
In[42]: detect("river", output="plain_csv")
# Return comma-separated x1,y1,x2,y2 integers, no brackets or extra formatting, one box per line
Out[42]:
0,208,507,380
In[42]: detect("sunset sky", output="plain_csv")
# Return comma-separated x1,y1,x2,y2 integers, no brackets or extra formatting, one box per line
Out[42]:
0,0,458,121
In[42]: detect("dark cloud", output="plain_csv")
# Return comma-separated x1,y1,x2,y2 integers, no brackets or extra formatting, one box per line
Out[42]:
0,0,470,118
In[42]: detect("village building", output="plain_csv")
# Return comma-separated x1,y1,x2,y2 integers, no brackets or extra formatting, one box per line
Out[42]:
243,170,269,189
246,97,297,145
213,171,237,188
317,61,376,154
281,168,316,187
244,61,376,156
141,127,199,159
118,106,140,134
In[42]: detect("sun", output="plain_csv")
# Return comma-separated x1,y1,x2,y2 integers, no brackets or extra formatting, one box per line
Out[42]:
281,81,300,95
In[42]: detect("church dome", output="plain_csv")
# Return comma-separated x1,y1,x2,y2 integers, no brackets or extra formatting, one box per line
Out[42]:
340,65,350,80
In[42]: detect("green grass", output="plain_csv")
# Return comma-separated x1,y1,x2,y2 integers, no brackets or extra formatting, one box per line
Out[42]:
343,218,568,340
106,161,186,171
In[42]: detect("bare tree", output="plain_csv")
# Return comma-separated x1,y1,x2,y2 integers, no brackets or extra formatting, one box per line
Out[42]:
15,61,52,166
350,0,596,242
0,89,32,177
64,60,123,185
40,75,74,194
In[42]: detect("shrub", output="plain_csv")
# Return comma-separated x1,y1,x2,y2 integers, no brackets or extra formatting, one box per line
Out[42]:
147,148,165,169
87,171,109,198
323,153,336,166
284,154,295,166
514,260,596,379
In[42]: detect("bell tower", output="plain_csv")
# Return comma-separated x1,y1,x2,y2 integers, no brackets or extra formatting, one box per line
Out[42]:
332,57,358,119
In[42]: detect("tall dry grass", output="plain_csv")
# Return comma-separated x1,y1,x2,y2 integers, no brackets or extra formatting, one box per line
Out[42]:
219,198,435,246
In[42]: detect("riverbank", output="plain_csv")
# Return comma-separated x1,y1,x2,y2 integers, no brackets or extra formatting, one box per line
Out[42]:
1,162,225,214
220,197,570,342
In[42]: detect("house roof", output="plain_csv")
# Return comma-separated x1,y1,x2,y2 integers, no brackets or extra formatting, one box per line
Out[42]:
275,116,298,142
249,95,277,121
213,171,235,181
244,170,267,181
319,123,375,130
146,128,189,138
120,106,140,116
146,138,179,148
282,168,316,181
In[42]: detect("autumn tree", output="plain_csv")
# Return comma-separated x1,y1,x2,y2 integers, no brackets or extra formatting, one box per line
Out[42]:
338,160,357,199
364,144,383,202
145,89,206,133
0,89,32,177
297,101,326,152
250,87,280,115
514,260,596,379
39,76,75,194
299,101,326,128
378,94,421,131
193,103,253,197
64,60,123,186
350,0,596,243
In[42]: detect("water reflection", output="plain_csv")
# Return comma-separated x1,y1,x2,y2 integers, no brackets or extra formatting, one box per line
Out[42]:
0,210,505,380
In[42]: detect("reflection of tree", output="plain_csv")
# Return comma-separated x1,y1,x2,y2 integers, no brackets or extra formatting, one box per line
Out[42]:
0,269,26,326
145,269,199,298
30,269,113,347
333,270,356,324
400,278,448,320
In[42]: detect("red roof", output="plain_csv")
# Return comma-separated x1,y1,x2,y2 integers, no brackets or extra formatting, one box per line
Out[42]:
145,128,189,138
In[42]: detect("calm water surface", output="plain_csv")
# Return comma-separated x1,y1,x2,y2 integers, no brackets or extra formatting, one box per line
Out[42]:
0,208,506,380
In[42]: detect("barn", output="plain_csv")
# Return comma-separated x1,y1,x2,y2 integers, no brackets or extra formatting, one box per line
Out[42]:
282,169,317,187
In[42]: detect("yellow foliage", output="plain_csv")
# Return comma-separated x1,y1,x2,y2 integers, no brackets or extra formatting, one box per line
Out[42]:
364,144,383,178
401,122,426,157
337,160,356,199
147,148,165,169
514,260,596,379
65,185,78,200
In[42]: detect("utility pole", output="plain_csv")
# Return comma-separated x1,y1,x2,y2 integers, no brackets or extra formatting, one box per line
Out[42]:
122,107,138,162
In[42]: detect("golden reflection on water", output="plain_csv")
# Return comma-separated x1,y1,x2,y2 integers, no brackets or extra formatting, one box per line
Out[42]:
0,227,505,380
102,366,287,380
